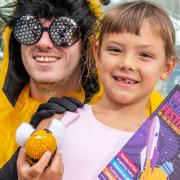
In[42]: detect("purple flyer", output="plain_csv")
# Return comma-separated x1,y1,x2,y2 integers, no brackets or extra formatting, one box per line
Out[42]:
98,85,180,180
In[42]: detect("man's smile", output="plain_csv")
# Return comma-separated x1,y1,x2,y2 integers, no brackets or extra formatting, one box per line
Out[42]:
33,56,60,63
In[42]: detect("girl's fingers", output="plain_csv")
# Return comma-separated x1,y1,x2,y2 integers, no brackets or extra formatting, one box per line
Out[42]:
50,151,64,173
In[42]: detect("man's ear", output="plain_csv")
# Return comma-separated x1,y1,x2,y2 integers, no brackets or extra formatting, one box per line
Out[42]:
160,56,176,80
92,41,100,68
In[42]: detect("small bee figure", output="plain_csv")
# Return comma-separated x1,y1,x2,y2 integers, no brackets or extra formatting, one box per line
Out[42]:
16,119,65,165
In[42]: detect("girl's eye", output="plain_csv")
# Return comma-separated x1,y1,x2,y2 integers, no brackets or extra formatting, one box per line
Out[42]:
139,52,153,59
107,47,122,53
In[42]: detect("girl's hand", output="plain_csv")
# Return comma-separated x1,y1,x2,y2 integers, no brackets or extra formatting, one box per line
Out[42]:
17,148,64,180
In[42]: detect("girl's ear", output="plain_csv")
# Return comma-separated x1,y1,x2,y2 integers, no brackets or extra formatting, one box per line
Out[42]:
92,41,100,68
160,56,176,80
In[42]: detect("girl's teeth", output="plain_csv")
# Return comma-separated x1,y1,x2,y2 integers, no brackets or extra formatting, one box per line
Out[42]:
117,78,136,84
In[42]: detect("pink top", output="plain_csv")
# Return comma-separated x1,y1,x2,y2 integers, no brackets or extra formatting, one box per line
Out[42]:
60,104,134,180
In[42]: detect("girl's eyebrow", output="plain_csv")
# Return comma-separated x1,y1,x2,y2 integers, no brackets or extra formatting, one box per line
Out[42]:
106,41,155,49
135,45,152,49
135,44,157,50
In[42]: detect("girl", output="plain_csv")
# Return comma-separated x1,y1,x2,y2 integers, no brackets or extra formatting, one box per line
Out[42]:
3,1,177,179
55,1,176,179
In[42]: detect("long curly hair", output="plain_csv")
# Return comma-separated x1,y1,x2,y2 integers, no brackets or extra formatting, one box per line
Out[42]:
1,0,106,104
9,0,96,38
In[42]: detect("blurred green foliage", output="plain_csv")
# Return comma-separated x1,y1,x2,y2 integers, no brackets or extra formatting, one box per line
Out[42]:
0,0,16,52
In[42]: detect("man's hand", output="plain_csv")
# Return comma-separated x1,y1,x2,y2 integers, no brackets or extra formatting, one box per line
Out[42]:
30,96,84,128
17,148,64,180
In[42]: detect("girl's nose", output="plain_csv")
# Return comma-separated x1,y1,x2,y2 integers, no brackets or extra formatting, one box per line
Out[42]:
119,54,135,71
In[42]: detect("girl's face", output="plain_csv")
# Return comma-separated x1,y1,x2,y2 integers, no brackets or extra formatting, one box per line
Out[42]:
94,20,175,106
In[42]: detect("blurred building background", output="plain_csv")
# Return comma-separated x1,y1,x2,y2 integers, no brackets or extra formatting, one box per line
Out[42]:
0,0,179,95
154,0,180,96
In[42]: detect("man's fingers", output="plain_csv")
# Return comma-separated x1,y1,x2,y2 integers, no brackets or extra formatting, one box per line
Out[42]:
49,97,77,112
30,96,84,129
17,148,32,179
17,148,29,168
30,110,55,128
37,103,66,113
62,96,84,108
17,150,52,179
31,151,52,174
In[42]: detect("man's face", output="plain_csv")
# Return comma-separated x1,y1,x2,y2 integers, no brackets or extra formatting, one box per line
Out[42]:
21,19,81,86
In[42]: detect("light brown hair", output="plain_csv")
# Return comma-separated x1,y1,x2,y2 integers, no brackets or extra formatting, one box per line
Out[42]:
84,0,177,109
85,0,176,76
100,1,176,58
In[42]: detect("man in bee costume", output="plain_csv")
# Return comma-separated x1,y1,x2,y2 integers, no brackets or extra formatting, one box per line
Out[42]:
0,0,109,168
0,0,163,173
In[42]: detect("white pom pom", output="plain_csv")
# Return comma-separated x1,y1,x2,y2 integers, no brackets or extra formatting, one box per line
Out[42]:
49,119,65,140
49,119,65,150
16,123,35,147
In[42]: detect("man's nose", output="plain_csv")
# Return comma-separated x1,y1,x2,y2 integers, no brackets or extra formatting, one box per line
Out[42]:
36,31,54,49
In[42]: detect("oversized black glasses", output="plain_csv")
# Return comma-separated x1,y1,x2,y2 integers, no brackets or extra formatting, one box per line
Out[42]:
13,15,81,47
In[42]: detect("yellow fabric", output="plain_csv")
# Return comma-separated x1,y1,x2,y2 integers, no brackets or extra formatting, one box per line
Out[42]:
0,27,12,89
148,90,164,115
0,27,163,168
0,61,2,71
86,0,102,17
0,84,40,167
